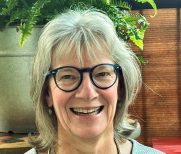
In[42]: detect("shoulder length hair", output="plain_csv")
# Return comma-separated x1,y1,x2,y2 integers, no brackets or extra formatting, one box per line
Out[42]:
30,8,142,151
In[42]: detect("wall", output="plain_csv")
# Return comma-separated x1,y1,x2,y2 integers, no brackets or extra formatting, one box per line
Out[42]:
0,28,41,133
130,8,181,146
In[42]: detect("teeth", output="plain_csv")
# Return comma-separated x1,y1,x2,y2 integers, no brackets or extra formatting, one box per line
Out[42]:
71,106,103,115
73,107,99,113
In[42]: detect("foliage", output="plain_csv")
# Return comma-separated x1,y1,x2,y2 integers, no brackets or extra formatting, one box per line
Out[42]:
0,0,157,63
135,0,157,17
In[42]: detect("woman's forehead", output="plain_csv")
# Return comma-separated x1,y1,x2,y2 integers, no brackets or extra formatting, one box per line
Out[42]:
51,49,113,68
51,41,113,67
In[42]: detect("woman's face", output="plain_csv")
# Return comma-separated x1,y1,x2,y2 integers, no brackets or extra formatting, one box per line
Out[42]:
46,51,119,140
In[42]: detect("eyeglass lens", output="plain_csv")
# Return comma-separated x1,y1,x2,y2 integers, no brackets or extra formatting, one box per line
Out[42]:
55,67,81,91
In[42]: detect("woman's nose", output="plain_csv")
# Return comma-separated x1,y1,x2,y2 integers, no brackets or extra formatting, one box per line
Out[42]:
75,74,98,101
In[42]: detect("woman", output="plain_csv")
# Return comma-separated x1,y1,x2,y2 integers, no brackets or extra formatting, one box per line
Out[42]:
25,9,165,154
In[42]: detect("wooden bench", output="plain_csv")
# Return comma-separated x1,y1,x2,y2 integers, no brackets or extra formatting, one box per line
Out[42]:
0,133,31,154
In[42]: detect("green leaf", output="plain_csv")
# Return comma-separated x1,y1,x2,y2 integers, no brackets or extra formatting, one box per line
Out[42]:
116,1,132,10
19,0,51,46
0,0,17,15
107,8,148,49
136,53,147,64
130,37,143,50
129,28,144,50
19,22,33,46
101,0,111,5
108,0,132,10
134,0,157,17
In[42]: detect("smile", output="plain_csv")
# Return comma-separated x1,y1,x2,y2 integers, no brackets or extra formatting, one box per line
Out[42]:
70,106,104,115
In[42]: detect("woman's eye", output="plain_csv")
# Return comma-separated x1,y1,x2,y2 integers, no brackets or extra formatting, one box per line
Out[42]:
61,75,75,80
95,72,110,77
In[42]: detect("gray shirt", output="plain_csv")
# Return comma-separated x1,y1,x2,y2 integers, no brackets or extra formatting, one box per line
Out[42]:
24,139,165,154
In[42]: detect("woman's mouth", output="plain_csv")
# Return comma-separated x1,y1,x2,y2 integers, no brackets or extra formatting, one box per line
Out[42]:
70,106,104,116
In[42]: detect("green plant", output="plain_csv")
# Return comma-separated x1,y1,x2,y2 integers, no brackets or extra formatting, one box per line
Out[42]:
0,0,157,63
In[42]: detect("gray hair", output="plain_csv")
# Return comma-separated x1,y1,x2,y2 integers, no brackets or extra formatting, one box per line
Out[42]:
31,8,142,151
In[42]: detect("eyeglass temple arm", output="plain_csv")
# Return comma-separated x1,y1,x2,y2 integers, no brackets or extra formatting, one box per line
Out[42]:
44,70,57,78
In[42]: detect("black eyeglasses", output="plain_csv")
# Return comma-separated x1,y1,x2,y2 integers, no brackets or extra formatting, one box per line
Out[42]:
45,63,122,92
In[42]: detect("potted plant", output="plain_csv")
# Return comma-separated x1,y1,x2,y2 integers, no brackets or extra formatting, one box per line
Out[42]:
0,0,157,50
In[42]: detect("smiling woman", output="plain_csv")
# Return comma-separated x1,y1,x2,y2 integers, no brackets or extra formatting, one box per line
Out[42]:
25,8,165,154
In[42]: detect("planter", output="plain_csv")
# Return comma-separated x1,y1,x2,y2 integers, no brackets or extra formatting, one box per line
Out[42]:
0,27,41,133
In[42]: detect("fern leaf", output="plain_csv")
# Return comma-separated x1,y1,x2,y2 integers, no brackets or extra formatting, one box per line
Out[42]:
116,1,132,10
19,0,51,46
134,0,157,17
129,29,144,50
136,53,147,64
101,0,111,5
0,0,17,15
19,22,33,46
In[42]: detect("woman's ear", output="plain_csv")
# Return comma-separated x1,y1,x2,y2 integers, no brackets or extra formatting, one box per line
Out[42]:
46,89,53,107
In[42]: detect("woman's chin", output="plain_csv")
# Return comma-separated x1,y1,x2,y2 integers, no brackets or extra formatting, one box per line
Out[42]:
70,125,107,139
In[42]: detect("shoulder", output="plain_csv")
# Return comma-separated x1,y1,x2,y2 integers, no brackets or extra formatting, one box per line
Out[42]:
24,148,37,154
24,148,47,154
129,139,165,154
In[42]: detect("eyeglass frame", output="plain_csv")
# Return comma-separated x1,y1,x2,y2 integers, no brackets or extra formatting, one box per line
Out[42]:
45,63,122,92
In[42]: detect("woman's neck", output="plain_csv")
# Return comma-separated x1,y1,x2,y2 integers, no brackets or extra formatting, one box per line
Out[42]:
56,128,117,154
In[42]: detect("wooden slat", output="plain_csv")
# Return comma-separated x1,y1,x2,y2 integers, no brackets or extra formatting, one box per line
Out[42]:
129,8,181,146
